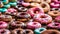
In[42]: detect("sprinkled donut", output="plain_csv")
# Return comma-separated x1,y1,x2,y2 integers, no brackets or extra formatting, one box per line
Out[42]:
27,7,44,17
27,22,41,29
0,29,10,34
34,14,52,24
0,21,8,29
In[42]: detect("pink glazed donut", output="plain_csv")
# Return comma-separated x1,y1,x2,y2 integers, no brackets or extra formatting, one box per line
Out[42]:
50,2,60,8
55,16,60,22
0,21,8,29
5,8,17,16
47,22,60,29
27,7,44,17
27,22,41,29
33,14,52,24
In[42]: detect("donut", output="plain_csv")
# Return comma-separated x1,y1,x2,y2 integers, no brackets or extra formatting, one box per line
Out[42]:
30,3,40,7
3,4,10,8
40,2,50,12
55,16,60,22
48,11,60,17
5,8,17,16
41,29,60,34
0,8,7,12
2,0,9,4
47,22,60,29
27,7,44,17
12,28,24,34
27,22,41,29
16,6,28,12
34,28,46,34
0,1,4,8
24,0,32,2
21,1,30,7
33,14,52,24
0,29,10,34
0,21,8,29
50,2,60,8
2,15,12,22
22,29,34,34
10,21,25,29
9,2,17,6
17,12,30,22
41,0,51,3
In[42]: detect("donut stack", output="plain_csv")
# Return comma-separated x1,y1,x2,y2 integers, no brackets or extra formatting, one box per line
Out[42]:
0,0,59,34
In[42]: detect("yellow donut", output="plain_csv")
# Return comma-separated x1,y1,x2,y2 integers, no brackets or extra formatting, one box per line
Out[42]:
41,0,51,3
40,2,50,12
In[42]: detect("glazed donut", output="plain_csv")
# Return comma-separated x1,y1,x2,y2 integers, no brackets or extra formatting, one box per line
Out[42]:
41,29,60,34
17,12,30,22
34,28,46,34
2,0,9,4
27,7,44,17
9,2,17,6
24,0,32,2
12,28,24,34
41,0,51,3
3,4,10,8
0,8,7,12
30,3,40,7
22,1,30,7
47,22,60,29
0,1,4,8
40,2,50,12
5,8,17,16
0,29,10,34
22,29,34,34
50,2,60,8
11,21,25,28
27,22,41,29
55,16,60,22
33,14,52,24
0,21,8,29
2,15,12,22
48,11,60,17
17,6,28,12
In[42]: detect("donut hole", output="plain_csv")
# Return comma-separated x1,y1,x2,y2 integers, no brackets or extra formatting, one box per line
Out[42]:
41,4,46,8
58,0,60,1
17,30,20,34
39,29,44,31
33,23,37,25
0,23,3,25
26,31,30,33
34,8,40,14
54,24,59,26
40,16,47,18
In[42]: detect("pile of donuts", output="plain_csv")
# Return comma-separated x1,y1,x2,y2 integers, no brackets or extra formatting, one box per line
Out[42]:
0,0,17,12
0,0,60,34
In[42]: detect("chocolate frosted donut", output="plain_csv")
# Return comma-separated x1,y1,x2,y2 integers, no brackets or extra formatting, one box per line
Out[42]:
12,28,24,34
41,30,60,34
